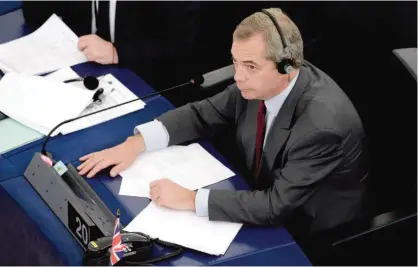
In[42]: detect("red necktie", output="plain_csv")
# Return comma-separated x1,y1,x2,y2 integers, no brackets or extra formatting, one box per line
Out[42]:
254,100,266,177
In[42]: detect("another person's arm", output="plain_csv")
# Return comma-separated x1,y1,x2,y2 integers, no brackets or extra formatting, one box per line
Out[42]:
77,2,200,67
22,1,60,30
113,2,200,70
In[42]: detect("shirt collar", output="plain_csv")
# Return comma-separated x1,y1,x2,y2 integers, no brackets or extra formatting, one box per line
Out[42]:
265,70,300,117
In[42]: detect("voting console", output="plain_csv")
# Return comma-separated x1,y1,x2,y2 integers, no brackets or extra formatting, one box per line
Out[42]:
24,153,118,250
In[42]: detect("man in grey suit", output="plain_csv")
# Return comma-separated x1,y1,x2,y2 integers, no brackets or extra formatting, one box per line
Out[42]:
78,8,369,234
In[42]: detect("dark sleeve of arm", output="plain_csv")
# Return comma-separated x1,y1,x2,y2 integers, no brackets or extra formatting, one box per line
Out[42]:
22,1,58,30
207,130,344,225
156,84,240,146
113,2,200,68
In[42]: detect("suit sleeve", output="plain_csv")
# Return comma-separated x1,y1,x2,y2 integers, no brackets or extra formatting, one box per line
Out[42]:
113,2,199,70
22,1,59,30
156,84,240,146
207,129,344,225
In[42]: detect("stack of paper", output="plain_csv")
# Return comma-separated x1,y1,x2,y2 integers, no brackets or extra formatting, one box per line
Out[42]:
44,68,146,135
123,202,243,256
118,143,236,198
119,142,241,255
0,72,94,136
0,14,87,75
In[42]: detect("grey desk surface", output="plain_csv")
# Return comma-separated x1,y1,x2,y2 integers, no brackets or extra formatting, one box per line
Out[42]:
393,48,417,81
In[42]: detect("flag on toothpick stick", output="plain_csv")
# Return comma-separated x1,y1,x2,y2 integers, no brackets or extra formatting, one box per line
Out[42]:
109,209,127,266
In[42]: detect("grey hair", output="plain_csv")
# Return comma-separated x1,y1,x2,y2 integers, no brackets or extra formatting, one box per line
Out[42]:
233,7,304,68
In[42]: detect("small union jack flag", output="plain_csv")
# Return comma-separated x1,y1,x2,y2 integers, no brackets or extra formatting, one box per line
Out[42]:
109,209,128,266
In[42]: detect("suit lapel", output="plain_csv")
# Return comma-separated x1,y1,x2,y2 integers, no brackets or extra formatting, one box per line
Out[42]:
260,66,310,175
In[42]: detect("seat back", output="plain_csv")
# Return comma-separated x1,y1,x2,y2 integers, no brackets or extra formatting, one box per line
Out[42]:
0,1,22,16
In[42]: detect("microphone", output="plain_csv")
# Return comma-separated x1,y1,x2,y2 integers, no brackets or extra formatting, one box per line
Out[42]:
41,76,205,157
64,76,101,90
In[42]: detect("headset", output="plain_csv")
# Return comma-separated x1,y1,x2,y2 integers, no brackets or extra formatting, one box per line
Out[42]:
259,9,295,75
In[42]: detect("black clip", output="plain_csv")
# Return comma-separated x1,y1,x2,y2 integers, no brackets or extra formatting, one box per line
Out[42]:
92,88,104,103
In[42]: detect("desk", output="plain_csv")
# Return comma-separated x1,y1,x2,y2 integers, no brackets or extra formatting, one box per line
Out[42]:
0,9,311,266
0,184,64,265
1,66,160,178
0,157,19,180
1,83,311,266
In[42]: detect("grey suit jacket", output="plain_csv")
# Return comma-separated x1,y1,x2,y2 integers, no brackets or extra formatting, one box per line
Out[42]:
157,61,369,233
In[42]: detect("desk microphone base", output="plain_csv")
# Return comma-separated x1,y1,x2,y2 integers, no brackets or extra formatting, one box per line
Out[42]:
24,153,117,251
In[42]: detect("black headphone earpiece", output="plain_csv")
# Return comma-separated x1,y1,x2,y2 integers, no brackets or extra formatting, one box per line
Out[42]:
276,57,294,75
260,9,295,75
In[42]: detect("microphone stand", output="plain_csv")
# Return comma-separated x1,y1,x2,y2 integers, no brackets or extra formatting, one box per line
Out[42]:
41,81,191,157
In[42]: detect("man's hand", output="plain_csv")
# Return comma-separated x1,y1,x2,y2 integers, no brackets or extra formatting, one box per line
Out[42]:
78,34,119,64
149,179,197,211
77,135,145,178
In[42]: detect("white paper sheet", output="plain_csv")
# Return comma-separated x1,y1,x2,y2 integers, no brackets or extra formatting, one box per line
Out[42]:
0,14,87,75
123,202,242,255
0,72,94,136
118,143,235,198
44,67,146,135
43,66,80,82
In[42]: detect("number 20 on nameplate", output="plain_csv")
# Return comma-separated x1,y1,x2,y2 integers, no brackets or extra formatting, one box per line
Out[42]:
68,202,91,249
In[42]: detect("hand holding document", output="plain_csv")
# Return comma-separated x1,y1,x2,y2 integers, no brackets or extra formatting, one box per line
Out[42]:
0,14,87,75
118,143,236,198
123,202,243,256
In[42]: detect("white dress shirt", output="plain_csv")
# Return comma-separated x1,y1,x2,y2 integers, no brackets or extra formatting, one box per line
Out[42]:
91,0,117,43
134,70,300,217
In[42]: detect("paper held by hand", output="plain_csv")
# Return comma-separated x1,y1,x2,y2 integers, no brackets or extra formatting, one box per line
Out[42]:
118,143,236,198
0,13,87,75
123,202,243,256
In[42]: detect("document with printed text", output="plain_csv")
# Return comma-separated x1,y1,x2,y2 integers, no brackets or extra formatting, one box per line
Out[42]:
0,14,87,75
0,72,94,136
118,143,236,198
45,67,146,135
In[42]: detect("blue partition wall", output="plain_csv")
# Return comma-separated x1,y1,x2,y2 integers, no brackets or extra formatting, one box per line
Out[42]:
0,184,65,265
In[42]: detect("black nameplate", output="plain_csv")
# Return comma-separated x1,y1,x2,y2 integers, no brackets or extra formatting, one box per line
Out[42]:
68,202,103,250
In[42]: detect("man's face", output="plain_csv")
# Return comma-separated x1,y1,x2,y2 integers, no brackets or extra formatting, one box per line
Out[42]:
231,33,284,100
